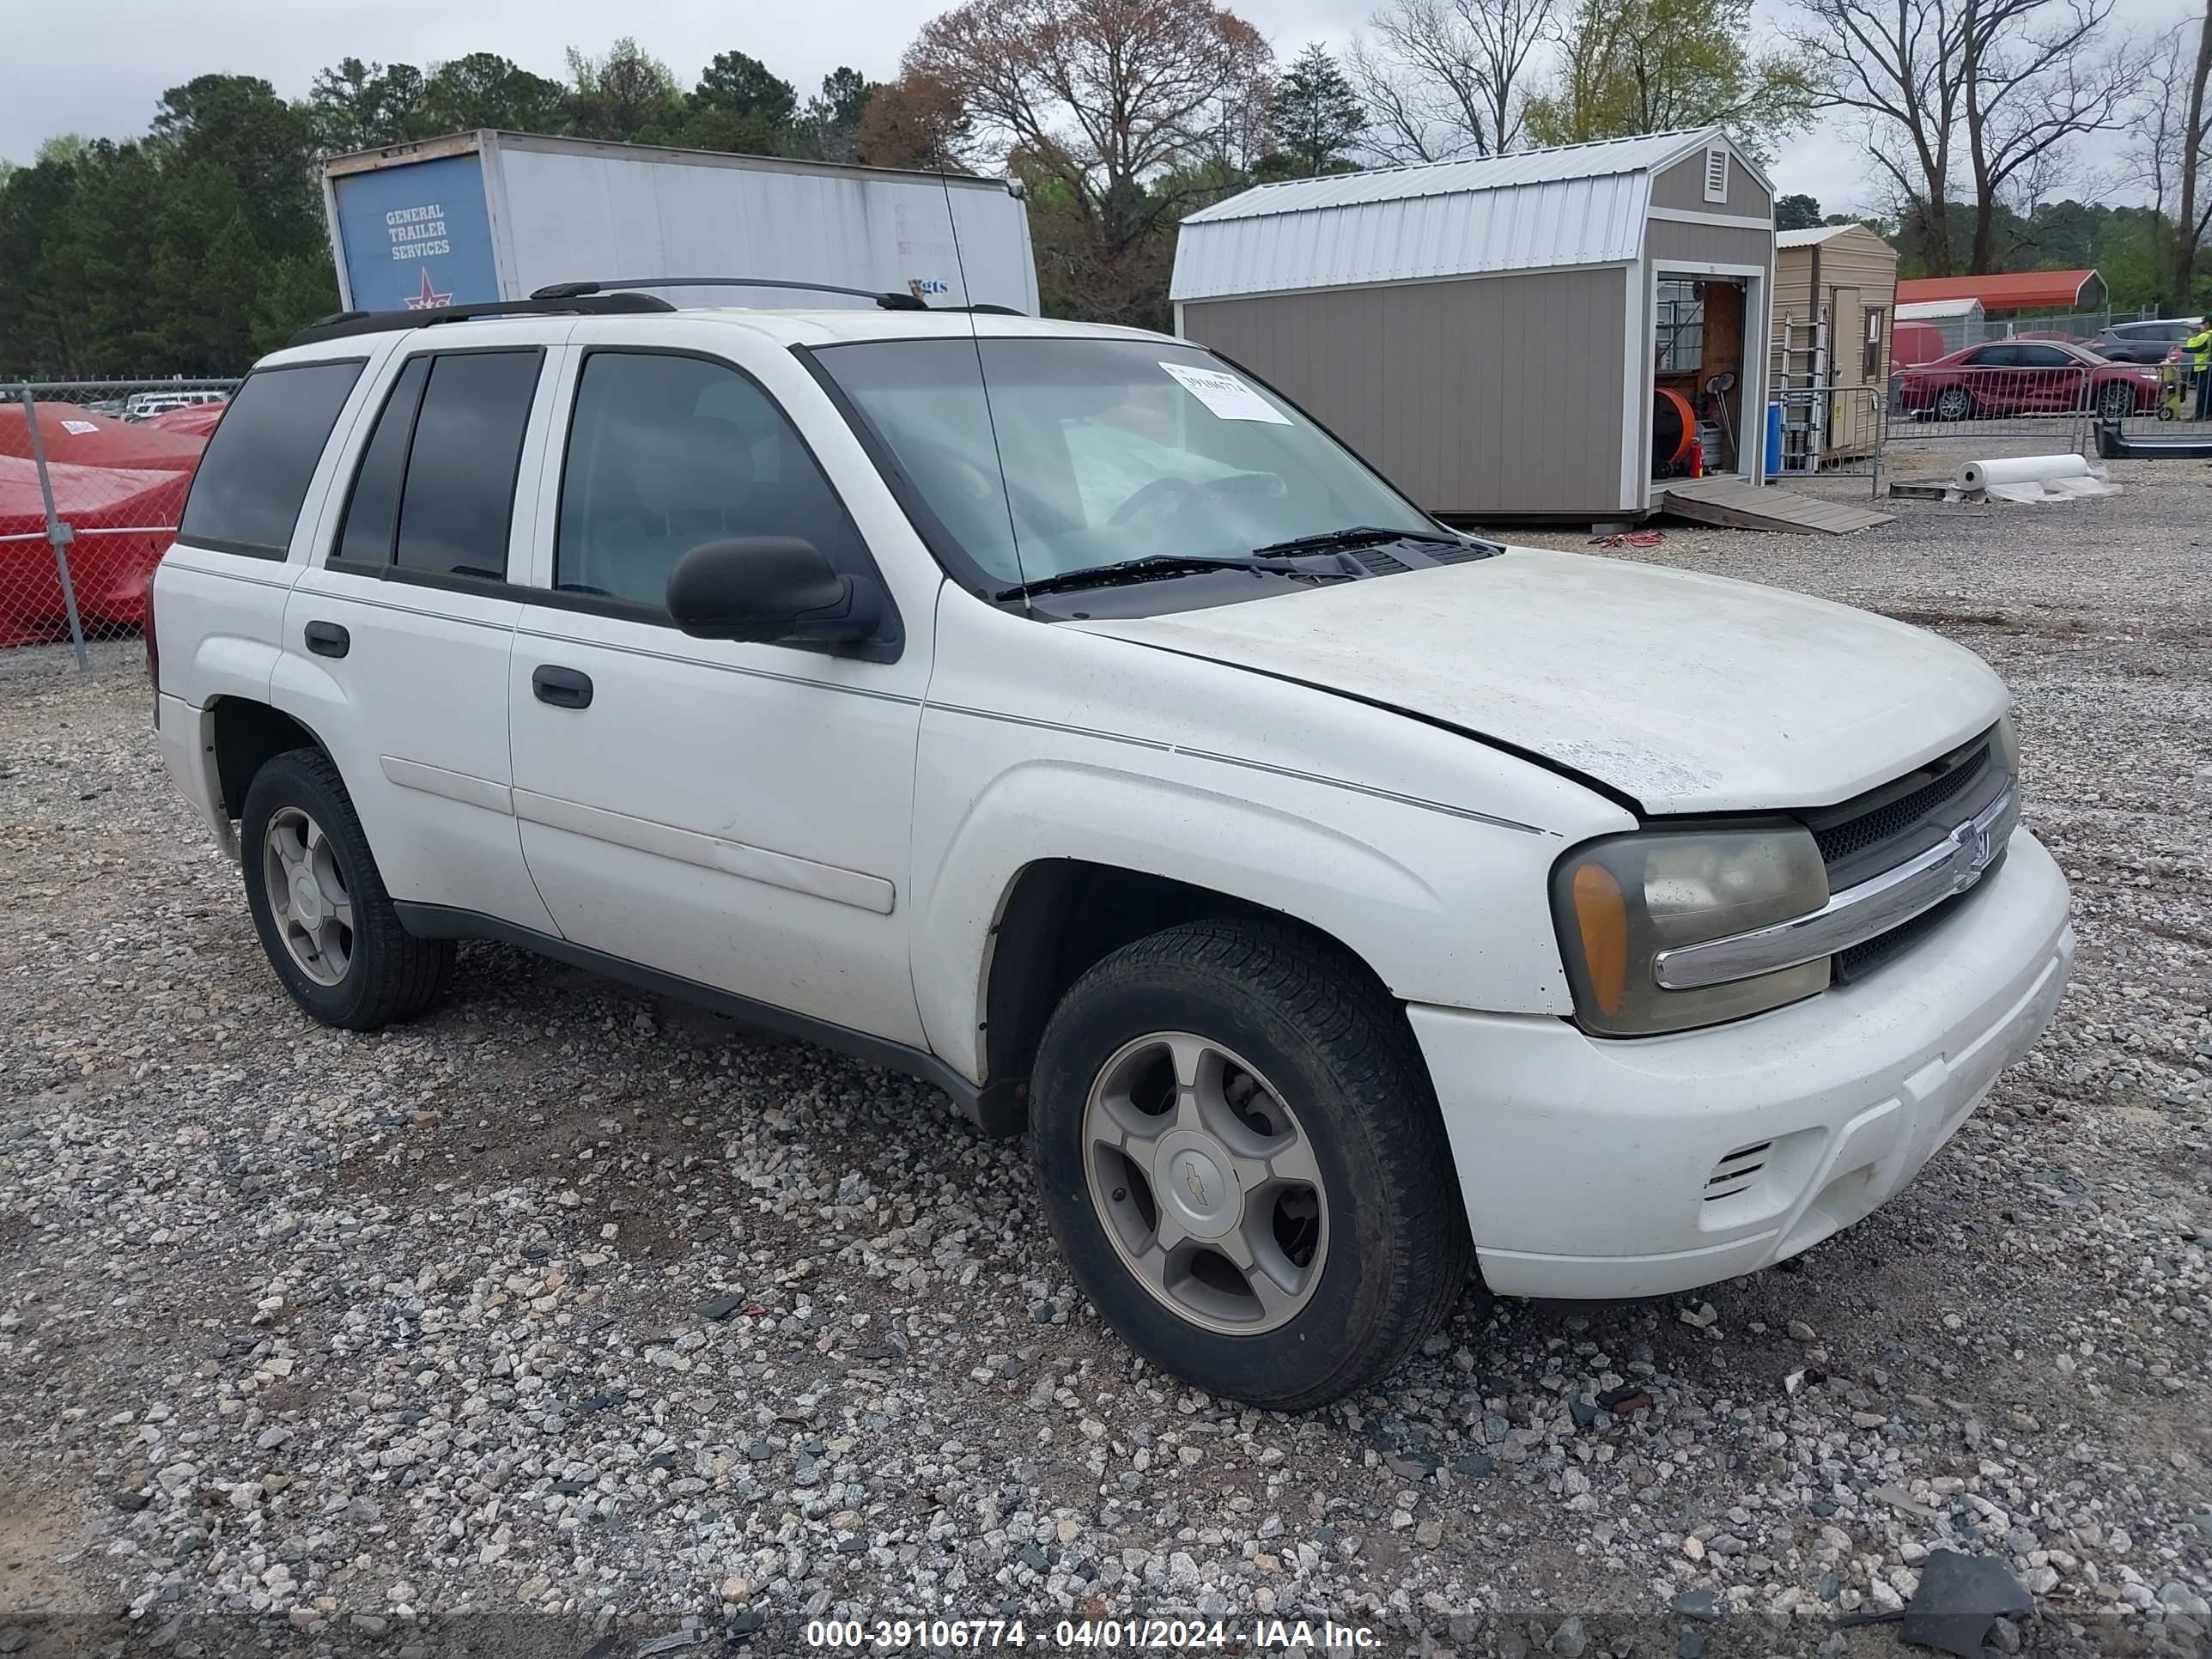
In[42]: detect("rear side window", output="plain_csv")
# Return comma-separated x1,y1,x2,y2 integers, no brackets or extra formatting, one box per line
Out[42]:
325,351,539,580
179,361,363,557
396,351,542,580
332,356,430,568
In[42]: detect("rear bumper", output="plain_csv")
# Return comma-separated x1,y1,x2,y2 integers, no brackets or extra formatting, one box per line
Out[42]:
1412,829,2073,1300
158,692,239,860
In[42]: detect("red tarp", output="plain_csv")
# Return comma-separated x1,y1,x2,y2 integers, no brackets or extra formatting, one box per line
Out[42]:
0,404,205,646
143,401,228,438
0,402,207,471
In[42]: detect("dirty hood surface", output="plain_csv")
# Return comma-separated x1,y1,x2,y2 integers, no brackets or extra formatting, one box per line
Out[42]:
1069,547,2008,814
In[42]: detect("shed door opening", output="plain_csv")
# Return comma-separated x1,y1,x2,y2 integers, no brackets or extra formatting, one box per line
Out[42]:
1653,274,1747,479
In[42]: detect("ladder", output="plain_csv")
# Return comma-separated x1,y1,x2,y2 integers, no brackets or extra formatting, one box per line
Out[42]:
1769,312,1829,475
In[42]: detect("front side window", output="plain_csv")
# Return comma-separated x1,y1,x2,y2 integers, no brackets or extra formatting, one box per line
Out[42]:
555,351,867,610
811,337,1435,591
179,360,364,557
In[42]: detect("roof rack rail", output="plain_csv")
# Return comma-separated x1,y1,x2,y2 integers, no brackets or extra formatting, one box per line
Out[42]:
289,292,676,349
531,277,929,311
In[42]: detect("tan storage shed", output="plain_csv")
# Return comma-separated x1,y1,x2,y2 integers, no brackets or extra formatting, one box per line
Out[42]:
1771,223,1898,467
1170,127,1775,520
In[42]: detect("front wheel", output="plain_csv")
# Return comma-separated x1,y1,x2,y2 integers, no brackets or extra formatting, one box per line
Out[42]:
1934,386,1974,422
1029,919,1475,1410
2096,382,2136,422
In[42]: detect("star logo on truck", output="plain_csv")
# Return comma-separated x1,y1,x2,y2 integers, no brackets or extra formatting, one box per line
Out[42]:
403,267,452,310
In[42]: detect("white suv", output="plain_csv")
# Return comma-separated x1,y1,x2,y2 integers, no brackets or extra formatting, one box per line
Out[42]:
152,293,2074,1408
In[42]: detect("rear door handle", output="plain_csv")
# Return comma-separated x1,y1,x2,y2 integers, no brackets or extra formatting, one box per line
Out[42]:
304,621,349,659
532,665,593,708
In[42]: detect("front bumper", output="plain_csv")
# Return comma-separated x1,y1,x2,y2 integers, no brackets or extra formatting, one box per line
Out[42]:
1412,828,2073,1300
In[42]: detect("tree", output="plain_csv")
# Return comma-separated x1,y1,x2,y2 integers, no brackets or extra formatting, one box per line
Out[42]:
1265,45,1367,174
1522,0,1817,161
1790,0,2140,276
856,70,973,170
795,68,875,162
907,0,1273,291
1348,0,1554,161
1775,191,1822,229
685,48,799,155
307,58,428,153
566,38,684,143
2131,9,2210,310
419,53,573,135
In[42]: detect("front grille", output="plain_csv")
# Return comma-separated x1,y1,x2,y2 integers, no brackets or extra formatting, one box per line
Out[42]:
1797,725,2014,984
1832,881,1980,982
1813,744,1986,866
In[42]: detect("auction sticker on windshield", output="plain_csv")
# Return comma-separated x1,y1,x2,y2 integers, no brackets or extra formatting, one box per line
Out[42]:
1158,362,1291,424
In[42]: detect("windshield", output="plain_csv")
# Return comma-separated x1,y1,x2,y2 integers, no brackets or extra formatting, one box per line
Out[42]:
811,337,1438,592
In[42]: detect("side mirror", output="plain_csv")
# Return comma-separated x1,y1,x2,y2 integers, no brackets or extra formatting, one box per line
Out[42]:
665,537,889,651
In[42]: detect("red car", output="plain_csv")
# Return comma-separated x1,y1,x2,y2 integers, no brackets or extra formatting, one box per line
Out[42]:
1893,339,2162,422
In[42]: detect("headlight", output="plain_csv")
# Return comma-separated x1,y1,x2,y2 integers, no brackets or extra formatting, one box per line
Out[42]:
1992,711,2019,781
1553,825,1831,1036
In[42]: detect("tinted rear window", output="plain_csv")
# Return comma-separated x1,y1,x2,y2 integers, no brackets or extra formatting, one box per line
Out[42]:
332,356,431,568
179,361,364,557
394,351,540,580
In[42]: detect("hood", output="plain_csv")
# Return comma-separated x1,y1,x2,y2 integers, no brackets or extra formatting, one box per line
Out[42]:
1068,548,2008,814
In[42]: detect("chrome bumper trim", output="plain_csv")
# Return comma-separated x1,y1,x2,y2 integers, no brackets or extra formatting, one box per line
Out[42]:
1654,781,2020,991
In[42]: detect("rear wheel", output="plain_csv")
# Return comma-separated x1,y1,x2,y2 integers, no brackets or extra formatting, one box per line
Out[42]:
240,750,453,1030
1030,918,1476,1410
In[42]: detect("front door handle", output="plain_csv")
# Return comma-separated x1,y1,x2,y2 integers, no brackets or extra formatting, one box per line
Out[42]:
532,665,593,708
304,621,349,658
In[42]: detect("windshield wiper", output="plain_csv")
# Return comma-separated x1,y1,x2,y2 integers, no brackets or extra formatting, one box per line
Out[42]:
1250,524,1474,557
995,554,1337,601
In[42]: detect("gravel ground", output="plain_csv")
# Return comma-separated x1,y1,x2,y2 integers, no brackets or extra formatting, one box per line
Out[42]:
3,457,2209,1659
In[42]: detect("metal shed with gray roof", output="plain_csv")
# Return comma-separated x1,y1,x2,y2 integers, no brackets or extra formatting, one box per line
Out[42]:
1170,127,1776,520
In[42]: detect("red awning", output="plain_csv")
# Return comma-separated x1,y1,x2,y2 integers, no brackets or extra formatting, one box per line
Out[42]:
1893,270,2100,311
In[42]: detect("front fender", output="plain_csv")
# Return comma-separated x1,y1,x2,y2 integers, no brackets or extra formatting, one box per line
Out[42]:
910,738,1595,1081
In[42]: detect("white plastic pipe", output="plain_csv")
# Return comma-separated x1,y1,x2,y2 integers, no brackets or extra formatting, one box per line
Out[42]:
1956,454,2091,491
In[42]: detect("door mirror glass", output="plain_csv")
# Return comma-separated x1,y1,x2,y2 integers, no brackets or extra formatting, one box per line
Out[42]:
665,537,887,650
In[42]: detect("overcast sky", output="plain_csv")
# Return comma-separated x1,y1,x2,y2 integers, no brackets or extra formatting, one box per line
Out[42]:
4,0,2193,215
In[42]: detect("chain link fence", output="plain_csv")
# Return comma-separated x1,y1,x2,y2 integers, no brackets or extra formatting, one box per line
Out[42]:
1,379,234,678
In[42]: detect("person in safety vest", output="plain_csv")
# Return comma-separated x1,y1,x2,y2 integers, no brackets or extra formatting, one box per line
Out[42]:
2189,319,2212,421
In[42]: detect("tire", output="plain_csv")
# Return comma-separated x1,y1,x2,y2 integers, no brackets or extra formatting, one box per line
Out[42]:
1029,918,1476,1410
1934,386,1974,422
2096,383,2134,422
240,748,454,1030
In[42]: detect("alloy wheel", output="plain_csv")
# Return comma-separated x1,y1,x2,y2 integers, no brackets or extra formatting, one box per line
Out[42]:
261,805,354,986
1080,1031,1328,1335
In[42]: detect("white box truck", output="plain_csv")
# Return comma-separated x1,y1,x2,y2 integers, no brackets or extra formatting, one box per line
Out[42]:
319,130,1040,315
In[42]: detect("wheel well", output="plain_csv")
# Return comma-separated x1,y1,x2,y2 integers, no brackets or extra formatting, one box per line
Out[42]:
977,860,1378,1134
210,700,324,817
